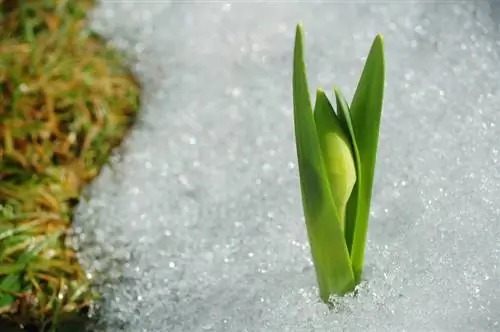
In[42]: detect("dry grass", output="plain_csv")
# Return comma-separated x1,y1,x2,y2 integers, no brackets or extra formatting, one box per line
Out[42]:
0,0,140,330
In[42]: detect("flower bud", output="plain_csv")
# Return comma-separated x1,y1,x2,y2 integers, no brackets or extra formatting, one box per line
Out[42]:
313,89,357,231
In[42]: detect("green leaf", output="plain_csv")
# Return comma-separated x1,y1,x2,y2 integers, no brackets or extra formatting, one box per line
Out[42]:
0,274,21,308
313,89,356,232
293,23,355,301
333,86,362,257
347,35,385,281
0,262,27,275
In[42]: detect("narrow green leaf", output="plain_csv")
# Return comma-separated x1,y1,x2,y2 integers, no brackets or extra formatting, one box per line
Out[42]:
293,23,355,300
0,274,21,308
0,263,27,275
313,89,356,232
333,86,362,257
348,35,385,281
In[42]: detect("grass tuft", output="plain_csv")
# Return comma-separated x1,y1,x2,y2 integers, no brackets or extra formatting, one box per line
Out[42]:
0,0,140,329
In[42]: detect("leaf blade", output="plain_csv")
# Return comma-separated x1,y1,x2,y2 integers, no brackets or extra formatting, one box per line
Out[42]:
293,23,355,300
0,274,21,308
347,35,385,281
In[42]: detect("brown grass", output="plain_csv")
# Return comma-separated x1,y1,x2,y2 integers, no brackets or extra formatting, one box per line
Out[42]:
0,0,140,329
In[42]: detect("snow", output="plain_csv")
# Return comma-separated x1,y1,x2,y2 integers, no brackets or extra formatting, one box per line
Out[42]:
74,1,500,331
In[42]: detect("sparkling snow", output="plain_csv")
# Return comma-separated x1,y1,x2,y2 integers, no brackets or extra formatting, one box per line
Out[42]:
74,1,500,331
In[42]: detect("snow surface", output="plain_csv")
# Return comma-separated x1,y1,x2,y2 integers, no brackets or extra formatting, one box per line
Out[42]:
74,1,500,331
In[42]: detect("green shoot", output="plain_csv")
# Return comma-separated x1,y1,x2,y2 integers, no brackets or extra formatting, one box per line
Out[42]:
292,23,385,302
